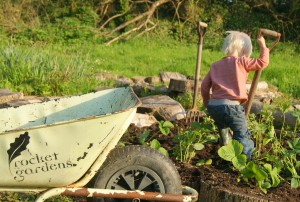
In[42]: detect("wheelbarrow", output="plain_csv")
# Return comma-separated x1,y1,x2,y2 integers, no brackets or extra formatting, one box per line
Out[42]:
0,87,198,202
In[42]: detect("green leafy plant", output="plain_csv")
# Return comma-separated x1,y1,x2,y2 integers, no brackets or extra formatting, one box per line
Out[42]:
174,92,193,109
218,140,281,194
249,102,300,190
195,158,212,166
218,140,247,171
158,120,174,135
173,117,218,163
241,162,270,194
138,130,169,156
291,109,300,135
248,105,276,157
137,121,174,157
219,125,300,193
149,139,169,157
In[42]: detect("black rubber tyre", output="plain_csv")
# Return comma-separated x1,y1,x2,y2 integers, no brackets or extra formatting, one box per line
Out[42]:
91,145,182,202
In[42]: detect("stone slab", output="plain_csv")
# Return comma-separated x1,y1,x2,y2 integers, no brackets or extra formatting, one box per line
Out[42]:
0,88,24,104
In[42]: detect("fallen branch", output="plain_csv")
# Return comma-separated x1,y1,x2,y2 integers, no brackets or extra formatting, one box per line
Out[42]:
105,24,143,46
103,0,171,45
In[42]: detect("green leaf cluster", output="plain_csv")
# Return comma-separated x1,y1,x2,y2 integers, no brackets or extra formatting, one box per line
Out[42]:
218,140,282,194
138,120,175,157
173,118,218,164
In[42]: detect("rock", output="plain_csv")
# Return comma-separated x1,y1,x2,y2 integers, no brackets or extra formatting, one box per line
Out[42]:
6,98,42,107
95,73,118,81
254,91,276,103
144,76,161,84
273,110,298,128
138,95,186,121
131,113,157,128
168,79,192,93
247,100,264,114
94,86,114,92
155,86,169,94
246,81,269,92
246,101,298,129
114,77,133,86
0,88,24,104
132,83,154,96
160,72,187,84
131,76,146,83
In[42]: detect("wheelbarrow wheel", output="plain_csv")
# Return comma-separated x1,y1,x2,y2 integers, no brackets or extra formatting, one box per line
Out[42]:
90,145,182,202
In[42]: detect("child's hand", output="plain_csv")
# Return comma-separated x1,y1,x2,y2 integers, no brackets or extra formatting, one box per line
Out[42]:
257,36,267,48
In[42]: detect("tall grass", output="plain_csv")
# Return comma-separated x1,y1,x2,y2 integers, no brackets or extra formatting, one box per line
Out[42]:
261,52,300,98
0,36,299,98
0,44,98,96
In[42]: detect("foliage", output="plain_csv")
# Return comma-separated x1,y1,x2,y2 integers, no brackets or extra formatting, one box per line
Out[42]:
218,140,247,171
291,109,300,134
219,104,300,194
173,117,218,163
158,120,174,136
1,0,299,45
0,44,99,96
174,92,193,109
218,140,281,194
138,120,174,156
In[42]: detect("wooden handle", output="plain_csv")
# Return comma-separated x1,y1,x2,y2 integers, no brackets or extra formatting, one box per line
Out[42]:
246,28,281,118
198,21,208,28
259,28,281,38
197,21,207,42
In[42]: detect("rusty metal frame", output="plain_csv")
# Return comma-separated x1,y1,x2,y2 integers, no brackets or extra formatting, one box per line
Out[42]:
34,186,198,202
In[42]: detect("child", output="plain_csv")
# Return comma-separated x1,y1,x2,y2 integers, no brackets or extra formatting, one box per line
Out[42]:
200,31,269,160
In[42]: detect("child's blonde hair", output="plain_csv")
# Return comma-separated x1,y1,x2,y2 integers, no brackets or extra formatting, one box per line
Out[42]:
222,31,252,57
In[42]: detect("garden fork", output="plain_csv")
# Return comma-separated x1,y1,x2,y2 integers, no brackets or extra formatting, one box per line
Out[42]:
186,21,207,123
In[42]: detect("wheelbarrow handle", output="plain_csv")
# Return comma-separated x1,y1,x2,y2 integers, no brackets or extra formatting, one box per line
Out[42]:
245,28,281,117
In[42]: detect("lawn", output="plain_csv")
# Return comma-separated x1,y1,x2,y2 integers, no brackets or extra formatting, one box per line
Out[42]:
0,35,299,98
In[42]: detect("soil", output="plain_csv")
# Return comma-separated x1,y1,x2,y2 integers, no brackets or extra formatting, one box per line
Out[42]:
121,119,300,202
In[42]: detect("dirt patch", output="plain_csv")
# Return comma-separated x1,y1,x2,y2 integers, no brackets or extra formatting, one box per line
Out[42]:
122,119,300,202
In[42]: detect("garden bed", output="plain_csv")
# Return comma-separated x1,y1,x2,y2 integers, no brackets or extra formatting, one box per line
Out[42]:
122,119,300,202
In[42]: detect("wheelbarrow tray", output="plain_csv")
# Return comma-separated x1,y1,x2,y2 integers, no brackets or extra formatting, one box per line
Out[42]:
0,87,198,202
0,87,141,188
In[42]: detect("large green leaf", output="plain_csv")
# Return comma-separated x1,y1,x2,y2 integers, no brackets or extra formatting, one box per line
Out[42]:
193,142,204,151
288,137,300,151
264,163,281,187
246,162,268,181
291,177,300,189
218,140,243,161
163,121,174,128
258,180,271,194
232,154,247,171
158,147,169,157
139,130,150,145
150,139,161,150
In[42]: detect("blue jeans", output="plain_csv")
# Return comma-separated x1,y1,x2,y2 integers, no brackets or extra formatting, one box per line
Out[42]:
207,104,254,160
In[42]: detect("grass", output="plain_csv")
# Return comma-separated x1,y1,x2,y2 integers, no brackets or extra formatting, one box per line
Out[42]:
0,35,299,98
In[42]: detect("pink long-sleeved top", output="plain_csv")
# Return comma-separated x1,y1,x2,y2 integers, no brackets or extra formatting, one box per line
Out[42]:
201,47,270,106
